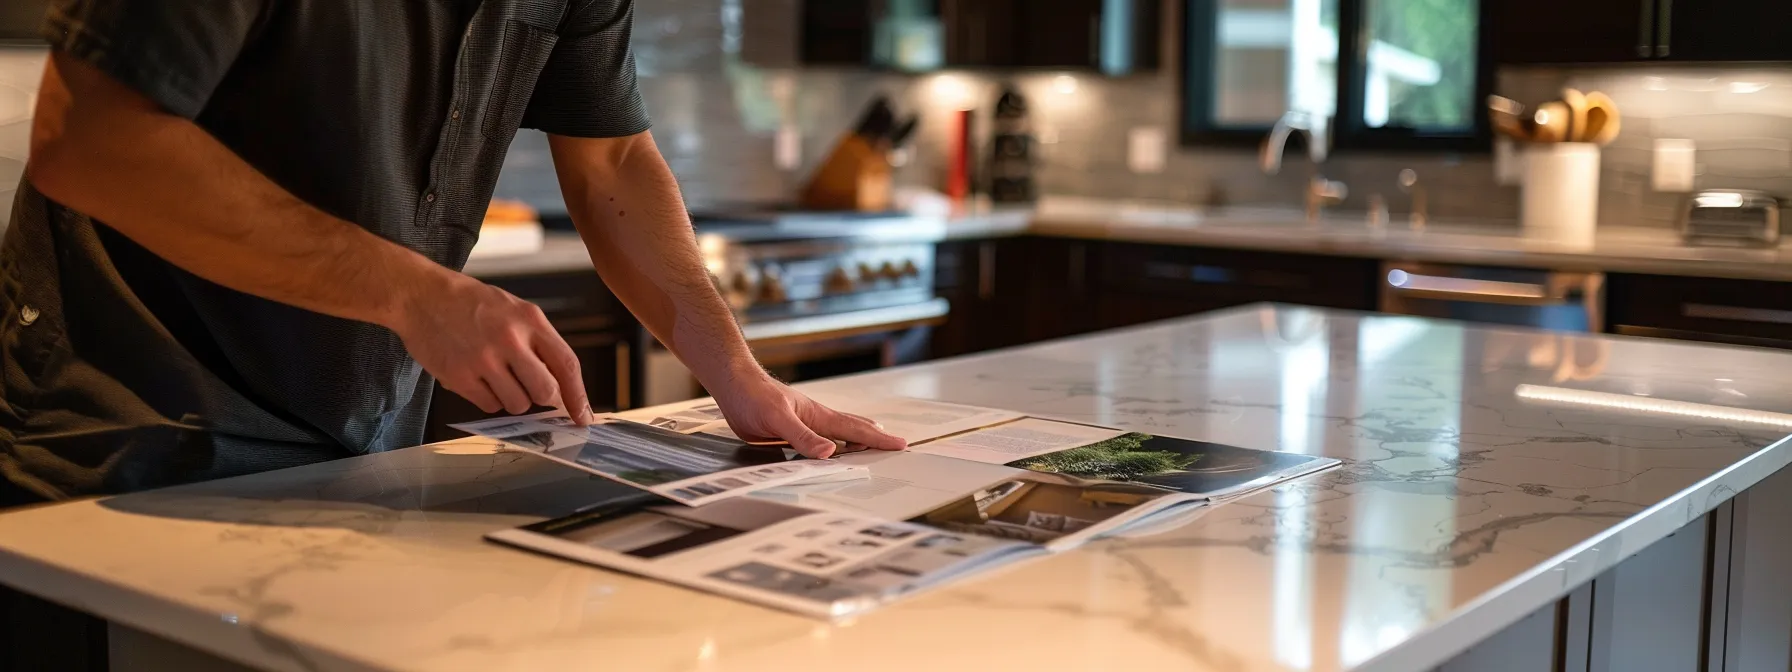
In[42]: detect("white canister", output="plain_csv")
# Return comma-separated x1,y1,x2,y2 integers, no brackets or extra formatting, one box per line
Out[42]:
1522,143,1601,247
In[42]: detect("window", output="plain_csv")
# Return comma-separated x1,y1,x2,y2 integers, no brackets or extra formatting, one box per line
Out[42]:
1181,0,1490,152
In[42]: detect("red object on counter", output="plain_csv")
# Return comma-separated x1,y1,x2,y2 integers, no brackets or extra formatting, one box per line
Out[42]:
947,109,972,202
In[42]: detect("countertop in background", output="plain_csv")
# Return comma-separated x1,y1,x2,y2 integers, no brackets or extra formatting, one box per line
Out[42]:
463,197,1792,282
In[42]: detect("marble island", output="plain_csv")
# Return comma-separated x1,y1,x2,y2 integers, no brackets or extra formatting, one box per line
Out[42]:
2,305,1791,671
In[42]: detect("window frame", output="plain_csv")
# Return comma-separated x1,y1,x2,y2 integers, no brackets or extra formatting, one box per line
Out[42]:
1179,0,1496,153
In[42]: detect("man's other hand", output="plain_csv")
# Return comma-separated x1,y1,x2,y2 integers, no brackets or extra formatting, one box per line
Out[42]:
710,374,907,459
392,272,594,425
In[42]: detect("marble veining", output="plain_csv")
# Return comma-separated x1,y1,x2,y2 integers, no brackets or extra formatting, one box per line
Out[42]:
1,305,1790,671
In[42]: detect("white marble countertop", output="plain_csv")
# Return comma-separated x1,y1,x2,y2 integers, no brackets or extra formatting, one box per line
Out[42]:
458,198,1792,282
3,305,1791,671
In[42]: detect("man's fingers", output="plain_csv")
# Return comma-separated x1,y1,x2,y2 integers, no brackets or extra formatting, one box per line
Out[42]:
452,377,502,414
534,335,592,425
767,411,838,459
509,351,560,410
809,408,908,451
483,363,534,415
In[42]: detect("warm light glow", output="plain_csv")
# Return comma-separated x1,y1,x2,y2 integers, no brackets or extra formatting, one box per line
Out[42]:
1515,385,1792,429
1053,74,1079,95
926,73,977,110
1730,81,1769,94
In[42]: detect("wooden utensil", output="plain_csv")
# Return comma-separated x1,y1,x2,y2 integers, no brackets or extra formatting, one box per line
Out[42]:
1531,101,1572,143
1561,88,1590,142
1488,95,1530,141
1583,91,1622,146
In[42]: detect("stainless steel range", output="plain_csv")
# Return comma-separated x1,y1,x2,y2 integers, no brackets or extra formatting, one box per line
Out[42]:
643,209,949,405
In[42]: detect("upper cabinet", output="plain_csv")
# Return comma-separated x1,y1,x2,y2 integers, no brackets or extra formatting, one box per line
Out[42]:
1661,0,1792,62
1490,0,1792,64
798,0,1160,74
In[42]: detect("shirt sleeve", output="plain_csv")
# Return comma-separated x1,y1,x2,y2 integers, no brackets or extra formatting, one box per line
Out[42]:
38,0,265,119
522,0,652,138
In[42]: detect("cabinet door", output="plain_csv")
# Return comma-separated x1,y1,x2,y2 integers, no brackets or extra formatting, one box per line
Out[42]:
1607,274,1792,350
1012,0,1103,68
799,1,875,65
1091,243,1380,332
1488,0,1655,64
1660,0,1792,62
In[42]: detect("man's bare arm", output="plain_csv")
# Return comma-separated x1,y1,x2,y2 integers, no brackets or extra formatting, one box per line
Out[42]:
547,132,904,456
29,54,593,422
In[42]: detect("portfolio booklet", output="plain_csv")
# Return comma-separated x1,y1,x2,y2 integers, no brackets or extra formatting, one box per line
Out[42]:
473,398,1340,619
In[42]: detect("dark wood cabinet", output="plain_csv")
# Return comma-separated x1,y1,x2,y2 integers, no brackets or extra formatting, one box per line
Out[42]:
1488,0,1654,64
1607,274,1792,350
1490,0,1792,64
1089,242,1381,331
1660,0,1792,62
932,237,1380,359
423,271,644,443
797,0,1158,73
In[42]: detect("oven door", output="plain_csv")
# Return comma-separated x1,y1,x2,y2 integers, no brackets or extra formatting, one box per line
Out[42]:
642,299,950,406
1379,261,1605,332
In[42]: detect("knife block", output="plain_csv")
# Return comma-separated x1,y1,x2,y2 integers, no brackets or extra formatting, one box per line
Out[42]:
799,134,892,212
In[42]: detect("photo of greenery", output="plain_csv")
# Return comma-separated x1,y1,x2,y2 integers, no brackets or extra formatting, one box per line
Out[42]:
1006,431,1327,497
1010,433,1200,481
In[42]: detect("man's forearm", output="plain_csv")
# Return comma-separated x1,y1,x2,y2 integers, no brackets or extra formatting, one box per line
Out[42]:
28,55,448,330
549,132,760,390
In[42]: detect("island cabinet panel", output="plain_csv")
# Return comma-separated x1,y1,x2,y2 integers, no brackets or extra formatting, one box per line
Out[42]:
1088,242,1381,331
1587,518,1711,672
422,270,644,443
1435,603,1563,672
930,237,1043,359
1713,465,1792,672
1607,273,1792,350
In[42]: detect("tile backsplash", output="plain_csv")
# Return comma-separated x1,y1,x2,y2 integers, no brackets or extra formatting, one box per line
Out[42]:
493,0,1792,231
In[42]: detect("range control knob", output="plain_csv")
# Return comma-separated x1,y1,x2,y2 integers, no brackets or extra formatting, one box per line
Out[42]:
898,260,920,279
857,262,878,283
758,274,787,303
878,261,899,280
824,266,856,294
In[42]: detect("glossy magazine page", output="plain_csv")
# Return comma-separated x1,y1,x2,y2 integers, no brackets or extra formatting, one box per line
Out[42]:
452,412,863,506
486,495,1039,620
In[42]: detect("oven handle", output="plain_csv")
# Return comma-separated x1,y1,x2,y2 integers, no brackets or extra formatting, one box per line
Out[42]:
1384,269,1571,306
739,299,950,345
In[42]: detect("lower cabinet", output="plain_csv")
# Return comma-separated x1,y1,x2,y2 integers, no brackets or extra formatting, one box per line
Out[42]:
1608,273,1792,350
422,270,644,444
1437,465,1792,672
931,237,1382,359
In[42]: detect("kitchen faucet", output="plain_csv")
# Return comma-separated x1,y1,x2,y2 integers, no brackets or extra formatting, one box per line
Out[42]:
1260,111,1348,223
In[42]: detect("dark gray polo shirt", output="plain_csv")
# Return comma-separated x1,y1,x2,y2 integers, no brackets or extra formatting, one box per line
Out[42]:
0,0,650,502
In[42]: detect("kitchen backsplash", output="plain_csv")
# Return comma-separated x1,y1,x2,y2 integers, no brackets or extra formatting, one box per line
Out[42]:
495,0,1792,230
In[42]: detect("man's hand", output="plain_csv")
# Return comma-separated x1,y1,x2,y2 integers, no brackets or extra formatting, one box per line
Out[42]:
391,272,594,424
709,372,907,459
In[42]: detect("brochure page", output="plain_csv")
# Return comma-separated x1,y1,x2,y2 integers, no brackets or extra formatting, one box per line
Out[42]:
753,451,1024,520
452,412,861,506
905,470,1203,552
487,495,1038,619
923,418,1340,499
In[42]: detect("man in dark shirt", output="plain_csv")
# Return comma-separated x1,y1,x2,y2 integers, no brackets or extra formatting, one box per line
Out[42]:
0,0,908,664
0,0,906,507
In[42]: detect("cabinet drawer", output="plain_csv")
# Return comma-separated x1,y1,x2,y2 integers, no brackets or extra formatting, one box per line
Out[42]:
1094,243,1379,308
1607,274,1792,347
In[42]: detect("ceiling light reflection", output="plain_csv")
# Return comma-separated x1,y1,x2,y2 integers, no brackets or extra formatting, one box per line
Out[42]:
1515,385,1792,429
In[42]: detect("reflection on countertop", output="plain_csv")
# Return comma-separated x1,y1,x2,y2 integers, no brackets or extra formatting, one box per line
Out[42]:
0,304,1788,671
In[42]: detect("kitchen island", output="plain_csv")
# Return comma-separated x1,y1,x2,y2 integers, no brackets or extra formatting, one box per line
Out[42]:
1,304,1789,671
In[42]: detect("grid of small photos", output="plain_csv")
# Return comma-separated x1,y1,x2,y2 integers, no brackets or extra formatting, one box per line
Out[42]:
665,462,824,501
705,516,1018,604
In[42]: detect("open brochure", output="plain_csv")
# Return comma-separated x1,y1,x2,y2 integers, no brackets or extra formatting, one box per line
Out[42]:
451,412,866,507
485,397,1340,619
487,468,1214,620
